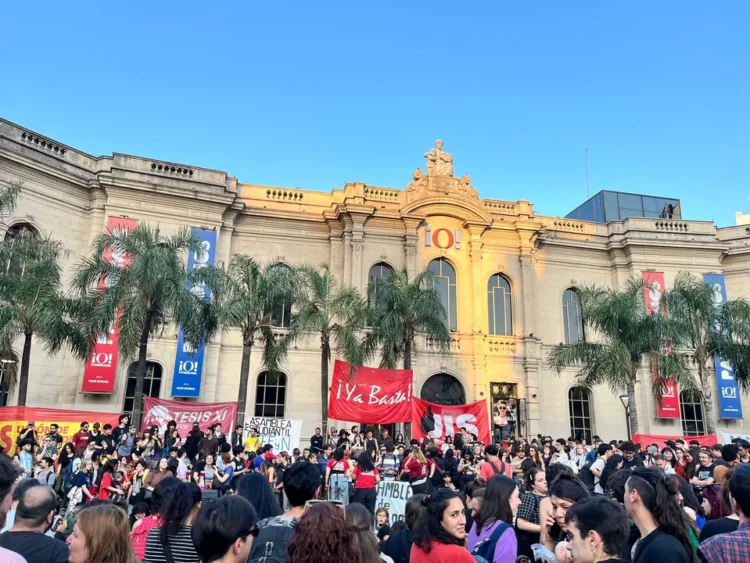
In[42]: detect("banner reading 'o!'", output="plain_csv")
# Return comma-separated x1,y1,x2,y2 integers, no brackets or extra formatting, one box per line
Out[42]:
141,397,237,436
328,361,413,424
411,397,491,444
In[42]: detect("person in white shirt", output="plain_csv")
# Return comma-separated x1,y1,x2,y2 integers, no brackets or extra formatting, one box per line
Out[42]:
590,444,614,494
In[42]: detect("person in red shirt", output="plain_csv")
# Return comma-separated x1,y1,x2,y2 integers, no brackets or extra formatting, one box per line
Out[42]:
479,445,513,481
410,489,475,563
400,446,435,494
97,458,125,501
72,421,92,452
353,450,380,516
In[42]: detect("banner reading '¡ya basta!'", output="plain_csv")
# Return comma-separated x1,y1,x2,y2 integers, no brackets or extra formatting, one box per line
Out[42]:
328,360,413,424
81,216,137,394
0,407,120,454
411,397,491,444
642,271,680,419
141,397,237,436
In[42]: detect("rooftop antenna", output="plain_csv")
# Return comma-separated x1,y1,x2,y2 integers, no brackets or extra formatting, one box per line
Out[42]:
585,147,590,198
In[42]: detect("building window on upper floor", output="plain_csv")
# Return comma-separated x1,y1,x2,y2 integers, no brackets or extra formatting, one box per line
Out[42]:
420,373,466,406
680,390,705,436
3,222,38,241
487,274,513,336
428,259,457,332
267,263,292,328
568,387,593,444
562,288,584,345
255,371,287,418
123,362,162,417
368,262,394,306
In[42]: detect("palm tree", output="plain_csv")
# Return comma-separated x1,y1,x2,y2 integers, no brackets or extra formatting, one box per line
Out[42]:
0,234,88,405
365,268,451,371
0,183,20,223
664,271,750,435
285,264,367,436
192,256,295,425
547,278,692,435
74,224,205,427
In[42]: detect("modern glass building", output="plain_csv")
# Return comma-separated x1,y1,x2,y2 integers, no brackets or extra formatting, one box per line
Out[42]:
566,190,681,223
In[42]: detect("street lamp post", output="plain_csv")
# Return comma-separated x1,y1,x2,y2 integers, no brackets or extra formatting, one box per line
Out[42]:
619,394,632,441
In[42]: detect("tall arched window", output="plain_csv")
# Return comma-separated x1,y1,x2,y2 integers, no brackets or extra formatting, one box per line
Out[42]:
428,259,457,332
255,371,287,417
368,262,394,305
680,391,705,436
568,387,593,443
3,223,38,241
562,288,584,344
0,354,18,407
267,264,292,328
488,274,513,336
421,373,466,405
123,362,162,416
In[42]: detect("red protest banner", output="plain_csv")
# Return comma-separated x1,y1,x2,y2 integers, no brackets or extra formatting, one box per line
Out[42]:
328,361,413,424
82,217,137,393
141,397,238,436
643,271,680,419
0,407,120,454
411,397,491,444
633,433,717,450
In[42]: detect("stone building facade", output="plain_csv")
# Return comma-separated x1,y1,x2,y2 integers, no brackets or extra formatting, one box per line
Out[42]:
1,119,749,441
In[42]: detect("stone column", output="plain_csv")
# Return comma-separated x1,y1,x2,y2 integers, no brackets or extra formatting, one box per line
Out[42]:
519,254,541,439
402,216,422,275
467,224,487,402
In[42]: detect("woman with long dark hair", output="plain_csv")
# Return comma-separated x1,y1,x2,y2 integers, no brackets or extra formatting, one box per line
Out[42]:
96,458,125,503
144,480,202,562
468,475,521,563
526,445,545,471
234,473,283,521
411,490,474,563
287,502,358,563
541,473,590,552
516,467,548,559
130,476,181,560
353,450,380,517
599,454,624,493
699,469,740,541
56,442,76,494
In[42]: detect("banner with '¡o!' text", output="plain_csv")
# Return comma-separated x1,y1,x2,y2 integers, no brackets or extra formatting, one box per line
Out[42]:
328,360,413,424
411,396,491,444
0,406,121,454
141,397,237,436
81,216,138,394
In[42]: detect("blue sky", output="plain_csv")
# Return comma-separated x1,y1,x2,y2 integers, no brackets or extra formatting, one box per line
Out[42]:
2,3,748,225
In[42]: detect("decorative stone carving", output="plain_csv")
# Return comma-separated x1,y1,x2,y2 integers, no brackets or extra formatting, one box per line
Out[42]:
424,140,454,177
351,240,364,252
519,255,536,267
405,244,417,256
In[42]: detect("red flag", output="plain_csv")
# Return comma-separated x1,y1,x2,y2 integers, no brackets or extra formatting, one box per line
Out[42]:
328,361,413,424
411,397,491,444
642,271,680,418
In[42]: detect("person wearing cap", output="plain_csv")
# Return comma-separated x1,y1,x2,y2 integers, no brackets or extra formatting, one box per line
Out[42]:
328,427,339,447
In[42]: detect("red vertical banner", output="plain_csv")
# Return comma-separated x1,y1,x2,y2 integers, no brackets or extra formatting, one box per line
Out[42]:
642,271,680,418
81,217,137,393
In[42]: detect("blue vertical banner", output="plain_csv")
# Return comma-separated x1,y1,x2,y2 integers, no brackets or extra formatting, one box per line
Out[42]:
703,274,743,419
171,228,217,397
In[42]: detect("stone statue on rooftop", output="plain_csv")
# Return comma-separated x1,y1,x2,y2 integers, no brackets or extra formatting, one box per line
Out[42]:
424,139,454,177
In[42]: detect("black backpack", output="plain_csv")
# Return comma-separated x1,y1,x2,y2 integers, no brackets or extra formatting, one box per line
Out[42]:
579,462,596,492
249,518,297,563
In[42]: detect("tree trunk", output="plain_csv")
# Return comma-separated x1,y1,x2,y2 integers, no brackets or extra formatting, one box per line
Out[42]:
403,338,412,440
627,373,639,436
321,336,330,437
131,313,153,430
237,338,253,426
17,331,32,407
699,363,716,435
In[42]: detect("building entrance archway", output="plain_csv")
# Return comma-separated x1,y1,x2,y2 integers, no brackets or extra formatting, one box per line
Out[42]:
420,373,466,405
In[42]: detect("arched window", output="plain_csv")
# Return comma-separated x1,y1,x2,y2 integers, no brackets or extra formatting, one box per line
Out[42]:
123,362,162,416
267,264,292,328
562,288,584,344
0,354,18,407
488,274,513,336
568,387,593,443
368,262,394,305
421,373,466,405
680,391,705,436
255,371,287,417
3,223,38,241
428,259,457,332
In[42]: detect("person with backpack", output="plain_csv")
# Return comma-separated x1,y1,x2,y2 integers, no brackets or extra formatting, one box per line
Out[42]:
248,460,321,563
467,475,521,563
480,445,512,481
64,458,95,516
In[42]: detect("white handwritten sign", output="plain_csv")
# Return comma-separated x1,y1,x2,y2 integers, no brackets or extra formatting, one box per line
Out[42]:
243,416,302,453
375,480,413,526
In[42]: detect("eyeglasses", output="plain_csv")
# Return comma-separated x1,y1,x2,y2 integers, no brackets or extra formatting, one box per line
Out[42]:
305,499,345,510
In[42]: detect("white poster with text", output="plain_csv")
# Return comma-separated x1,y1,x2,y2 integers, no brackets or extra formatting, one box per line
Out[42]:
243,416,302,453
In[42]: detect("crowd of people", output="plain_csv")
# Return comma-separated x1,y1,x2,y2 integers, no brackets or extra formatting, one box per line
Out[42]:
0,415,749,563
